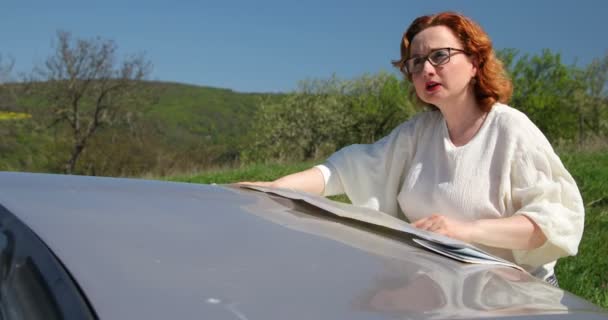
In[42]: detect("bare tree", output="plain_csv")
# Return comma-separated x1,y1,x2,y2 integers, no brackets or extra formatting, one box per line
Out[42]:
0,55,16,109
34,31,152,174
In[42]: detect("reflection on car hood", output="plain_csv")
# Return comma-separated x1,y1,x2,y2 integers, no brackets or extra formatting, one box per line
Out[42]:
0,172,605,320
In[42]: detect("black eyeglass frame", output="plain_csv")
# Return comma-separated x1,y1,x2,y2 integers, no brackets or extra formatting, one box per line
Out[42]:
402,47,469,75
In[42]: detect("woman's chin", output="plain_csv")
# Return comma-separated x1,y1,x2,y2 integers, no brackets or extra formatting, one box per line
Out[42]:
420,95,443,106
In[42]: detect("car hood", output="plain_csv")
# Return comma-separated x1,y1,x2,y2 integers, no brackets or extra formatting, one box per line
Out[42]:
0,172,606,320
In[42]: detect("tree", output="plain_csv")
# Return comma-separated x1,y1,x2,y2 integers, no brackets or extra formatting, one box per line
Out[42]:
34,31,152,173
0,54,16,109
578,53,608,143
500,48,608,146
243,72,416,162
504,49,581,142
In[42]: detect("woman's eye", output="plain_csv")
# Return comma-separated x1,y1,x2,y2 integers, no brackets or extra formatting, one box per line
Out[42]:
413,57,425,65
431,50,449,61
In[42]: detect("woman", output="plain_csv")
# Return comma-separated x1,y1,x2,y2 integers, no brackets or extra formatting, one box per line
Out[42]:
242,12,584,286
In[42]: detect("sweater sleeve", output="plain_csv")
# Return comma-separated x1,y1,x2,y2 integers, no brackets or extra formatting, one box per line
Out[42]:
314,113,426,217
510,146,585,268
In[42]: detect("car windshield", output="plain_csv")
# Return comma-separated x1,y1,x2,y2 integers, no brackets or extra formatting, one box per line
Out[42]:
0,205,95,320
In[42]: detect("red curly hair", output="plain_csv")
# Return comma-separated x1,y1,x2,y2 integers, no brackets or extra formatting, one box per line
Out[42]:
392,12,512,111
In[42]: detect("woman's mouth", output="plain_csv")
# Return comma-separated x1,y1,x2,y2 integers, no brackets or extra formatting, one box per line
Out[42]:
425,81,441,92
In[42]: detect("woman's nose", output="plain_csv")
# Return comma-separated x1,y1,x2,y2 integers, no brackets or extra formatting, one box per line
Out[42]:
421,59,436,75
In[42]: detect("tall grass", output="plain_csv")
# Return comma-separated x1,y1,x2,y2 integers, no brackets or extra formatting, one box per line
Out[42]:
170,152,608,309
556,152,608,308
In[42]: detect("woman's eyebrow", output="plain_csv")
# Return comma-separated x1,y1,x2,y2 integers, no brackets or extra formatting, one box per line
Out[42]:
410,47,443,57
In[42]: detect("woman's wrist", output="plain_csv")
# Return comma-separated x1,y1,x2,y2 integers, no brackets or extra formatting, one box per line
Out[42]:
469,220,484,245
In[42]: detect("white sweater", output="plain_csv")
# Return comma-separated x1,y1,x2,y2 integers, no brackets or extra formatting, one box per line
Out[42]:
316,103,584,280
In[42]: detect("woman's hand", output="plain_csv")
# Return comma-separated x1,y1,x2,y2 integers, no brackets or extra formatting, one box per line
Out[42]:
412,214,475,243
412,214,547,250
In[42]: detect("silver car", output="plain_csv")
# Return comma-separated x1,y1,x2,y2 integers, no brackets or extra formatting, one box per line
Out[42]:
0,171,606,319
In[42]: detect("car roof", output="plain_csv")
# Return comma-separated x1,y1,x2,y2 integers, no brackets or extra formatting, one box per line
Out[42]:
0,171,605,320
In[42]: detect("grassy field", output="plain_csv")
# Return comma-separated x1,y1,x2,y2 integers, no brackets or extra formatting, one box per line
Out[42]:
170,152,608,309
556,152,608,308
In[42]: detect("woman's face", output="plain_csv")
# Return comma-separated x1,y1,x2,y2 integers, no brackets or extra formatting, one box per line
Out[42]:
408,25,477,108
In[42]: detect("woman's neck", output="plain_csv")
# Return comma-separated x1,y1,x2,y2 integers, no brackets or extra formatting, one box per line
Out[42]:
438,96,488,147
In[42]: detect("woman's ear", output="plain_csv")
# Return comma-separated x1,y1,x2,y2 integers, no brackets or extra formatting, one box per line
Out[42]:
470,57,479,78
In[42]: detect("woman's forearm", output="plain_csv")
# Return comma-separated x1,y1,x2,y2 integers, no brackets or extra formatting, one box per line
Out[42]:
270,167,326,195
240,167,326,196
471,215,547,250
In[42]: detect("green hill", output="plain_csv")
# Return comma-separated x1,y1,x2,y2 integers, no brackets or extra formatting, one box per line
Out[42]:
142,82,277,144
1,81,285,175
10,80,279,144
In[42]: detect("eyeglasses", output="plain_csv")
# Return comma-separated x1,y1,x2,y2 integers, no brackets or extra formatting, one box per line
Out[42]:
403,47,468,75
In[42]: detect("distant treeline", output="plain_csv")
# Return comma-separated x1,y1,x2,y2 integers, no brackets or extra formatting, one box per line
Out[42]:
1,45,606,176
244,49,608,162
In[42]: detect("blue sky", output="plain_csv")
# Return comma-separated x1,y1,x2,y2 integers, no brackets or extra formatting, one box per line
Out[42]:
2,0,606,92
